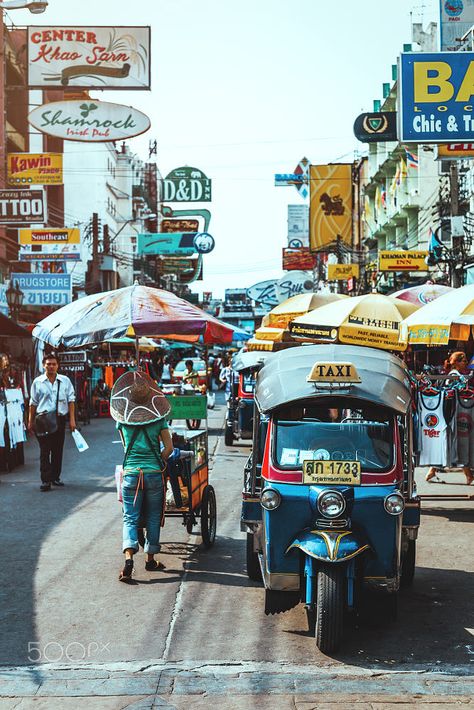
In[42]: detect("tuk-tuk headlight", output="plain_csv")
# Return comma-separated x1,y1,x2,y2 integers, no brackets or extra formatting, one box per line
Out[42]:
261,488,281,510
384,493,405,515
317,490,346,518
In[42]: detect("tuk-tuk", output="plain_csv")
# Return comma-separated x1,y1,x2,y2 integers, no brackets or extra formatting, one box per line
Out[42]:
225,350,271,446
242,344,420,653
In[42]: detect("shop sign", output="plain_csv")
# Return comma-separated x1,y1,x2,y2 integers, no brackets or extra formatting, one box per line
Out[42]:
165,394,207,420
27,26,151,89
7,153,63,186
437,143,474,158
338,325,405,351
28,100,150,143
275,157,310,199
327,263,360,280
289,322,338,340
137,232,196,256
282,247,316,271
399,51,474,142
0,189,46,225
276,271,314,302
246,279,279,307
10,273,72,307
440,1,474,52
287,204,309,246
19,227,80,245
353,112,397,143
193,232,215,254
309,164,353,251
162,167,211,202
379,250,429,271
19,244,81,261
156,257,198,274
161,218,199,233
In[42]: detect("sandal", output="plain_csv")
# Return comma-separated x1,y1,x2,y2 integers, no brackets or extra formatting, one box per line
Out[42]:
145,559,165,571
426,474,442,483
119,559,134,582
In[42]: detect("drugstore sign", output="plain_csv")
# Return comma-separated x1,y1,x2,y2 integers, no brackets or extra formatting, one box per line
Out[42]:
10,273,72,307
399,51,474,142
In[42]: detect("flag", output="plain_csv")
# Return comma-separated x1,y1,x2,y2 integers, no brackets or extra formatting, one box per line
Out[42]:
375,186,382,216
390,165,400,194
428,227,442,252
399,158,407,183
404,147,418,169
381,188,387,208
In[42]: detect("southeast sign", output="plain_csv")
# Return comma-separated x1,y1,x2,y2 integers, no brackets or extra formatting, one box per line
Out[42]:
19,227,80,245
0,190,46,224
162,167,212,202
28,100,150,143
27,26,151,89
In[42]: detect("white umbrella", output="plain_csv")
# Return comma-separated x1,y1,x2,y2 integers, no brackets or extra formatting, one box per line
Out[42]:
400,283,474,345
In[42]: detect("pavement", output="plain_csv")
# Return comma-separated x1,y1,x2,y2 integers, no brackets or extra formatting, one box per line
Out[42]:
0,392,472,708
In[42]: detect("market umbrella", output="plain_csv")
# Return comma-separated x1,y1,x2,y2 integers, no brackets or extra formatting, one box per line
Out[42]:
104,336,162,351
392,283,453,306
32,283,234,348
289,293,419,352
400,283,474,345
263,292,348,329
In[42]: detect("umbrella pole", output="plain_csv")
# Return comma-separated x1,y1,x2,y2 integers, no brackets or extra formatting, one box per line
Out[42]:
136,337,140,370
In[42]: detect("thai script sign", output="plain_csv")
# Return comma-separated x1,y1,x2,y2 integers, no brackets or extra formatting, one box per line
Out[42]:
327,263,360,280
309,164,353,251
165,395,207,420
28,100,150,142
440,0,474,52
0,189,46,224
27,26,151,89
137,232,196,256
19,227,80,245
10,273,72,307
379,250,429,271
399,51,474,142
162,167,212,202
8,153,63,186
282,247,316,271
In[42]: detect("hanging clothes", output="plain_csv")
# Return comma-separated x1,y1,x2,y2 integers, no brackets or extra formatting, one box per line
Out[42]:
4,388,26,448
418,390,452,467
455,391,474,468
104,366,114,390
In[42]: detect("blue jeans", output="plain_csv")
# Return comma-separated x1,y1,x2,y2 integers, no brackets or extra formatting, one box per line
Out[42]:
122,472,164,554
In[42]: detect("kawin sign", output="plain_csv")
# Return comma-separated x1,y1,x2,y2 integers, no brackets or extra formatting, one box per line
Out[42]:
28,100,150,143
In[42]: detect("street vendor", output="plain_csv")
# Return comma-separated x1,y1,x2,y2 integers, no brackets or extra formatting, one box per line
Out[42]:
182,359,199,387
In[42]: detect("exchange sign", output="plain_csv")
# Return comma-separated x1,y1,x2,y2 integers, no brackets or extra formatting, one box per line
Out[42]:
162,167,212,202
399,51,474,142
10,273,72,307
0,190,46,225
27,26,151,89
7,153,63,186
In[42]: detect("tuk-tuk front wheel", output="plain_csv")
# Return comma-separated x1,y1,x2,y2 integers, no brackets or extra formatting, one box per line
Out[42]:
315,565,344,654
224,423,234,446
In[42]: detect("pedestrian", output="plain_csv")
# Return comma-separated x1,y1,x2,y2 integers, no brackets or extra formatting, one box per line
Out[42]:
161,356,173,385
182,359,199,387
219,355,233,399
28,353,76,492
111,371,173,582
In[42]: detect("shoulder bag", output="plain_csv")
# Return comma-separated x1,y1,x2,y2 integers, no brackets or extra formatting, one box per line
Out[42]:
35,380,60,438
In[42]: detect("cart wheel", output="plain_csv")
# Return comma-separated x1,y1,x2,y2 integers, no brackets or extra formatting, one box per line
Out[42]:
224,423,234,446
315,565,344,654
401,539,416,588
201,485,217,548
186,419,201,430
246,533,261,581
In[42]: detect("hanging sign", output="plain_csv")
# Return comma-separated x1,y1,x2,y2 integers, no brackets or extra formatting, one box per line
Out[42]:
193,232,215,254
19,227,80,245
282,248,316,271
10,272,72,307
162,167,212,202
309,164,353,251
19,245,81,261
288,204,309,246
327,263,360,280
379,250,429,271
27,26,151,89
246,279,279,307
437,143,474,158
28,100,150,143
7,153,63,186
161,218,199,233
137,232,196,256
399,51,474,142
275,157,310,199
440,1,474,51
353,111,398,143
0,189,46,224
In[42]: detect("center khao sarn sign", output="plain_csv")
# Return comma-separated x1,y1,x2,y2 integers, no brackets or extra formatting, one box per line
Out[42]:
28,100,150,142
399,51,474,142
27,26,150,89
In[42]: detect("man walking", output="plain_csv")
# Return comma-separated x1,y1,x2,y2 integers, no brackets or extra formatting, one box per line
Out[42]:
28,354,76,492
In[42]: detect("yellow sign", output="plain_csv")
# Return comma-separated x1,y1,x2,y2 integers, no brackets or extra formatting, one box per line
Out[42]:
327,263,359,280
338,325,406,352
19,228,80,245
437,144,474,159
310,164,353,252
379,250,429,272
307,362,361,384
7,153,63,186
303,460,361,486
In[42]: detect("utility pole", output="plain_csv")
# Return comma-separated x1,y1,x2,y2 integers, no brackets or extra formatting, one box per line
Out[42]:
86,213,101,293
449,162,461,287
103,223,110,254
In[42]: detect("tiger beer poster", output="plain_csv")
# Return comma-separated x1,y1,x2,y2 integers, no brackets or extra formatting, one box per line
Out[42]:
309,164,353,251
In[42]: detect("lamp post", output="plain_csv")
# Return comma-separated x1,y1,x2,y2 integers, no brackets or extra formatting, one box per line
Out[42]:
0,1,48,11
6,279,24,321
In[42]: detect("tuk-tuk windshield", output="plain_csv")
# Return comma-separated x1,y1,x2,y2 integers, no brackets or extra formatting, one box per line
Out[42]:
274,402,394,472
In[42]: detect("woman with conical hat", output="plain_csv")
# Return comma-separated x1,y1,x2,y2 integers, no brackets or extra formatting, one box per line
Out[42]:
110,370,173,582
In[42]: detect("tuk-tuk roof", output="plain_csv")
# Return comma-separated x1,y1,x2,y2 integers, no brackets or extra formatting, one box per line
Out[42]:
231,349,273,373
255,344,411,415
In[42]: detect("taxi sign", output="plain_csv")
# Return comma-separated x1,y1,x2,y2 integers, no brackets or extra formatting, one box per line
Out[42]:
303,460,361,486
307,362,361,384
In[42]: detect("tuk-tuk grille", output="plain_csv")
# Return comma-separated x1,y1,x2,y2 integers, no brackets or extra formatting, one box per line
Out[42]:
315,518,350,529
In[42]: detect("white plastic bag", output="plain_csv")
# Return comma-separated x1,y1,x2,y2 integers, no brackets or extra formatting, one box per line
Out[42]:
72,429,89,452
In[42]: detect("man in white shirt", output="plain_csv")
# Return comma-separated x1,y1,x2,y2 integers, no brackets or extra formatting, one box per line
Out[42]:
28,354,76,492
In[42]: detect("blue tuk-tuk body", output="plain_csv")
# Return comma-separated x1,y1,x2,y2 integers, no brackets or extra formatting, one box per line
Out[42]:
241,344,420,652
225,350,272,446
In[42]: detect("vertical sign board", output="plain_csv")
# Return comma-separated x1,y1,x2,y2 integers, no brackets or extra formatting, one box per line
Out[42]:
440,0,474,51
10,273,72,307
399,52,474,142
287,204,309,247
309,164,353,251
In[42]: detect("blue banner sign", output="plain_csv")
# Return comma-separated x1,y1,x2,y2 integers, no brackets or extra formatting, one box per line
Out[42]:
11,273,71,307
399,51,474,142
137,232,196,256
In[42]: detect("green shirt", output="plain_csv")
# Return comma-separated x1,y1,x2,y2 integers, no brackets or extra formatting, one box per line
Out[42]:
117,419,169,475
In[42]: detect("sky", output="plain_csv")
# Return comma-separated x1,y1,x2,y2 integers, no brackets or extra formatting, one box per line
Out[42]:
7,0,440,299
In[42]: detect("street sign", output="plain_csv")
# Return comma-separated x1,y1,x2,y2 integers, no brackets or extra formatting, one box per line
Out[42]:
137,232,196,256
19,228,80,245
10,273,72,307
7,153,63,186
0,189,46,225
162,167,212,202
327,263,360,280
165,395,207,420
379,251,429,271
353,111,397,143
